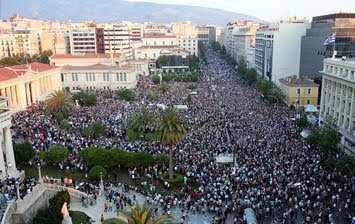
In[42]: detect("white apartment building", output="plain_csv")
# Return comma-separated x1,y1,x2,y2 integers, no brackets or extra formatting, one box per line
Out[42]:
247,46,255,69
102,25,136,59
196,25,210,42
0,30,40,58
271,19,311,86
233,26,258,62
70,27,97,54
254,25,276,80
320,58,355,153
177,35,198,56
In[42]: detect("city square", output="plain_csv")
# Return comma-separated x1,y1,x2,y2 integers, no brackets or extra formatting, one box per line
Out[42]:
0,2,354,224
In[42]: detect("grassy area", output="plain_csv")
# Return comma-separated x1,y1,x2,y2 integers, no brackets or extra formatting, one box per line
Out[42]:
23,165,88,181
70,211,88,224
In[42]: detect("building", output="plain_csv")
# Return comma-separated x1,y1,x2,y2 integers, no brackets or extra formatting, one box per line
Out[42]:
0,30,40,58
255,25,275,80
271,18,311,86
172,22,197,37
40,30,68,54
0,62,62,112
279,75,319,106
61,63,138,91
135,35,177,60
299,13,355,79
0,97,22,179
102,25,134,59
319,58,355,153
246,46,255,69
50,53,126,66
95,28,105,53
69,27,97,54
176,35,198,56
196,25,211,42
233,26,258,62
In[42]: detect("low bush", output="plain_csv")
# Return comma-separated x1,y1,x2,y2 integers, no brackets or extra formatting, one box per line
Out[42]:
89,165,107,180
55,112,64,122
152,75,161,84
117,89,135,101
160,173,184,186
60,119,70,130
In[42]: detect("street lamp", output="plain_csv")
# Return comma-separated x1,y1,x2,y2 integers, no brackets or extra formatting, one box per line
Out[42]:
37,163,43,183
99,172,104,196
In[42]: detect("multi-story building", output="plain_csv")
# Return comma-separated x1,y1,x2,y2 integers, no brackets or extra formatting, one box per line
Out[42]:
135,34,177,60
320,58,355,153
50,53,126,66
102,25,135,59
0,62,62,112
196,25,211,42
279,75,319,106
70,27,97,54
246,46,255,69
299,13,355,79
271,18,311,86
176,35,198,56
172,22,197,37
95,28,105,53
255,25,276,80
0,30,41,58
233,25,258,62
40,30,67,54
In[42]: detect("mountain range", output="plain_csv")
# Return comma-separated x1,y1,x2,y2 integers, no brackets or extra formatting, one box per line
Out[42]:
2,0,261,26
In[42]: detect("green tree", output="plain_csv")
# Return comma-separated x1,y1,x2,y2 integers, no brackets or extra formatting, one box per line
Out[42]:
129,109,155,141
79,147,112,167
147,91,157,101
89,165,107,180
296,113,309,129
152,75,161,85
43,146,69,164
159,83,169,93
39,50,53,64
158,107,188,179
44,90,73,115
117,89,135,102
112,201,174,224
55,111,65,122
82,122,106,139
72,92,97,106
317,119,341,160
0,57,19,67
131,152,154,167
60,119,70,130
14,142,35,165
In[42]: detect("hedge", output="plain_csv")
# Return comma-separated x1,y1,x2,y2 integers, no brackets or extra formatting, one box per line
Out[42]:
160,173,184,186
89,165,107,180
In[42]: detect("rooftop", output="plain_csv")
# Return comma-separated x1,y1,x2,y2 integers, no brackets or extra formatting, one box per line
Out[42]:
279,75,319,87
50,53,123,60
138,45,177,49
0,62,58,82
62,63,133,71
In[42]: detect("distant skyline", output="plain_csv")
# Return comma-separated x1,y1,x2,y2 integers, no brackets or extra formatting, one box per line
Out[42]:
126,0,355,21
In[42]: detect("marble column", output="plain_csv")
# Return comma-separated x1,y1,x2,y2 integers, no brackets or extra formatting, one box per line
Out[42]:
25,83,31,107
30,82,36,104
16,84,27,110
4,127,16,174
0,88,5,97
10,86,17,105
35,80,41,101
5,88,12,107
0,132,6,180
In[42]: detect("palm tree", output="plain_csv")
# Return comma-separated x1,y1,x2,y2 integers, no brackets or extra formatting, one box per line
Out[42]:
130,109,155,140
158,107,188,179
111,201,175,224
44,90,73,114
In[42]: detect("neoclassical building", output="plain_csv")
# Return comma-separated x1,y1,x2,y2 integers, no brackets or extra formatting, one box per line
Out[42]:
0,62,62,112
0,97,22,179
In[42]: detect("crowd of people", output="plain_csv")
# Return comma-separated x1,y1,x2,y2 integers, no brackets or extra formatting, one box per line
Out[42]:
10,43,354,224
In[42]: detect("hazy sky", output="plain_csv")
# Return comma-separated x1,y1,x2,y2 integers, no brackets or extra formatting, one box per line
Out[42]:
126,0,355,21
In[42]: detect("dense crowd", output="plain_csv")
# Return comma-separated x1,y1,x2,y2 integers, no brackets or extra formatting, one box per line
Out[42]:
11,44,354,224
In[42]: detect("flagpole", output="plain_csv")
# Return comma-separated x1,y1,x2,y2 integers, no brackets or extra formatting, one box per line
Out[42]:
332,32,336,58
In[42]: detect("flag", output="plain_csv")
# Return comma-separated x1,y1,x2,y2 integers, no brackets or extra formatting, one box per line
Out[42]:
324,33,336,46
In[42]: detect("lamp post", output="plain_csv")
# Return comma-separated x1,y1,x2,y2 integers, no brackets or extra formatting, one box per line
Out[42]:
37,163,43,183
16,181,22,201
99,172,104,196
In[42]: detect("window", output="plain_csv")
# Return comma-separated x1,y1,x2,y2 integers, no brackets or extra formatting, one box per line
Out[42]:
307,88,311,94
296,88,301,95
120,73,123,81
72,73,75,81
116,73,119,81
103,73,106,81
123,73,127,81
307,99,310,105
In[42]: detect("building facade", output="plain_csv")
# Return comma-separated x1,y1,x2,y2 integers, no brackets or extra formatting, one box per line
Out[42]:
271,19,311,86
255,25,275,80
279,75,319,106
69,27,97,54
50,53,126,67
176,35,198,56
61,64,138,91
299,13,355,79
246,46,255,69
320,58,355,152
0,97,22,179
0,62,62,112
233,26,258,63
102,25,134,59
